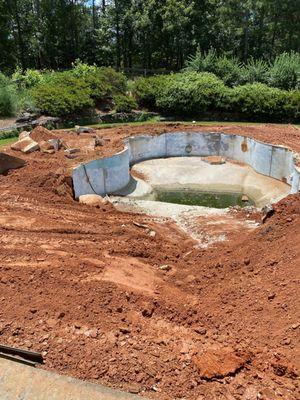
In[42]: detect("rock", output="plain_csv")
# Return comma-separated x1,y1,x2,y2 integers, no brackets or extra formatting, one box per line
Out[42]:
195,327,207,335
94,136,105,147
19,131,30,139
16,112,37,123
39,140,55,154
262,204,275,223
160,264,171,271
48,138,61,151
11,136,39,154
244,258,251,266
75,126,95,134
242,194,249,202
79,194,107,206
84,328,98,338
66,148,80,154
291,323,299,330
149,230,156,238
268,293,276,300
202,156,226,165
119,326,131,334
0,153,26,174
192,348,250,379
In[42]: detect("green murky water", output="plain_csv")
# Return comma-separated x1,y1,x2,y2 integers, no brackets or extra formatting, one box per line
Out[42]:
154,189,254,208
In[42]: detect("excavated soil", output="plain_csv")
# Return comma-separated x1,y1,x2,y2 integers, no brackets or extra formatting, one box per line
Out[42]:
0,123,299,399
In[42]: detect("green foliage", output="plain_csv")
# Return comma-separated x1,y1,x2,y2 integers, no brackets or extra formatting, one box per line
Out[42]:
70,59,98,77
31,73,93,116
132,72,299,121
284,90,300,119
132,76,165,108
241,58,269,84
69,65,127,103
0,75,19,116
12,67,44,89
113,94,137,113
230,83,290,119
0,129,19,140
184,50,242,86
268,52,300,90
155,72,230,114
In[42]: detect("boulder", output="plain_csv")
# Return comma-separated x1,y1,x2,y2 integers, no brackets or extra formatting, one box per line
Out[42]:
11,136,39,154
0,153,26,174
19,131,30,140
39,140,55,154
75,125,95,134
79,194,107,206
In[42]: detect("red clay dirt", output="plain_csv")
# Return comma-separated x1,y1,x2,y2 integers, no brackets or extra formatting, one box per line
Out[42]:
0,123,299,399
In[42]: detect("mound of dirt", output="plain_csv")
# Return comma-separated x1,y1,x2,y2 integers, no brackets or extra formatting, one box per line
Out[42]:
30,126,57,143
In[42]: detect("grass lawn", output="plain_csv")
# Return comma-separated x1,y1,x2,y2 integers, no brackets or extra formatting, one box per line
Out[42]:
0,136,18,148
88,118,300,130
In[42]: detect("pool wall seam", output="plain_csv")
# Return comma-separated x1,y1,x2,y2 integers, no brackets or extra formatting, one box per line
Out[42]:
72,132,300,199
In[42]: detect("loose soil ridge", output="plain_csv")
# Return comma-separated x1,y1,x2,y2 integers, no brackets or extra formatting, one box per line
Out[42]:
0,123,299,399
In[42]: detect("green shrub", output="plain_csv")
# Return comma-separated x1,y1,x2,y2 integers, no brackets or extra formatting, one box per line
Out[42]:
155,72,230,114
284,90,300,120
31,73,93,116
184,50,242,86
97,67,127,95
0,76,19,117
230,83,290,120
241,58,269,84
268,52,300,90
132,75,165,108
70,59,98,77
12,68,44,89
114,94,137,112
69,64,126,103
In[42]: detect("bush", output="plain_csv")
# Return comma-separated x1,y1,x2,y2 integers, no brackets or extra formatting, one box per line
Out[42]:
69,64,126,104
113,94,137,112
241,58,269,84
31,73,93,116
12,68,44,89
184,49,242,86
0,75,19,117
155,72,230,114
284,90,300,120
132,75,165,108
230,83,290,120
268,52,300,90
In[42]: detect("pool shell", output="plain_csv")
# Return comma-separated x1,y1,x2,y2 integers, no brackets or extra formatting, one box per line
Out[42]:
72,131,300,201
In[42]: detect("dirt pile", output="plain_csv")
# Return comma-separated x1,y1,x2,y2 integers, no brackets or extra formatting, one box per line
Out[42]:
0,123,299,399
29,126,58,142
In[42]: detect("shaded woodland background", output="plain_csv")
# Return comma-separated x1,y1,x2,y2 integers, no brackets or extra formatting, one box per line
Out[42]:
1,0,299,73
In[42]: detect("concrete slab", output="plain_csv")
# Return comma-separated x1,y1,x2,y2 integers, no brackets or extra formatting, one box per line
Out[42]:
0,357,143,400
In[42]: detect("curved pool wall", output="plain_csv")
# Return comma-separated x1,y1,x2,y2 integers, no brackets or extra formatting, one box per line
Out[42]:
72,132,300,199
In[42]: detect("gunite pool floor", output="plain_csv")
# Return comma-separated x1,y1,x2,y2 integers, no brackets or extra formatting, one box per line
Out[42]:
110,157,290,247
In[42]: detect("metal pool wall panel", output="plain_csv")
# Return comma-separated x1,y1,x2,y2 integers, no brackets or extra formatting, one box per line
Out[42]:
104,149,130,193
73,149,130,199
270,146,294,183
250,140,273,176
73,161,105,198
220,134,251,165
128,135,166,164
165,131,221,157
291,166,300,193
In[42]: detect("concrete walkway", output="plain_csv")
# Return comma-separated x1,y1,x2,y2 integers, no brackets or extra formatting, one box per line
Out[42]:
0,358,143,400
